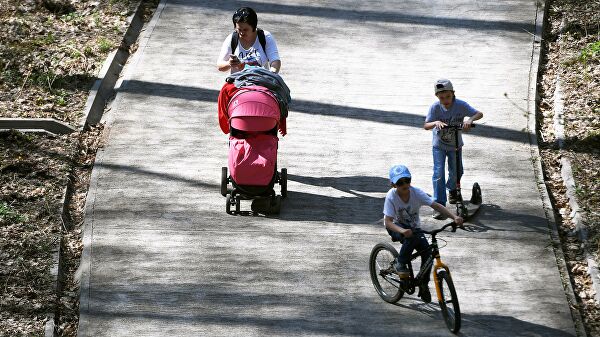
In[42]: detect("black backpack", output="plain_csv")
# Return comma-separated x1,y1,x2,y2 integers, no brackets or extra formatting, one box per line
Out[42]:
230,28,267,57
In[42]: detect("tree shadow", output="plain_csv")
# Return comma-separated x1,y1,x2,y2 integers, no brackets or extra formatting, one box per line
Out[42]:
120,80,531,144
460,203,554,235
276,174,389,225
393,299,575,336
96,162,217,189
180,0,534,33
80,250,576,337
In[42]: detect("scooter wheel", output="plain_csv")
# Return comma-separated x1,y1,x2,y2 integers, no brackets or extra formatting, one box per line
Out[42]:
459,205,468,218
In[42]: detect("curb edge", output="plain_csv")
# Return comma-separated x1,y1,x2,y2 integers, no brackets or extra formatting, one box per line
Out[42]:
527,1,588,336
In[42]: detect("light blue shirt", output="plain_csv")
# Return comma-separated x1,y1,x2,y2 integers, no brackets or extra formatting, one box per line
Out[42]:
425,99,478,150
383,186,434,229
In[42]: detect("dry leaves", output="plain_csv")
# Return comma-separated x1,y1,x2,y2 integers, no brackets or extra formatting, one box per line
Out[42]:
0,0,158,336
539,0,600,335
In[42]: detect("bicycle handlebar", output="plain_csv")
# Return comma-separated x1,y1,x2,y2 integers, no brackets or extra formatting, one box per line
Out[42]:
419,222,463,236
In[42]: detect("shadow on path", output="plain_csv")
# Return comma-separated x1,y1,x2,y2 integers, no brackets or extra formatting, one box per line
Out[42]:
82,272,574,337
277,174,388,225
462,203,553,235
179,0,534,33
97,162,216,189
395,299,575,336
121,80,530,144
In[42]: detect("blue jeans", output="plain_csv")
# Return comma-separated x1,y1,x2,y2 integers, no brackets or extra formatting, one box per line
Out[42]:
387,228,432,284
432,147,463,206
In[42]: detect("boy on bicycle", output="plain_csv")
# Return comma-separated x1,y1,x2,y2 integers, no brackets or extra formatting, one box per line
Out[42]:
424,79,483,219
383,164,463,303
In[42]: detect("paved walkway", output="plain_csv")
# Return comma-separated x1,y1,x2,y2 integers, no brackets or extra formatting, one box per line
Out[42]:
78,0,578,336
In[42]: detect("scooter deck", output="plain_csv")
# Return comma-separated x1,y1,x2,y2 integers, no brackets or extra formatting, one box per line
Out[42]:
461,200,482,220
454,182,483,220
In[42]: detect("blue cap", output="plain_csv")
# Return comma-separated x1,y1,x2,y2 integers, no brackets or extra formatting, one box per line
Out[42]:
389,165,411,184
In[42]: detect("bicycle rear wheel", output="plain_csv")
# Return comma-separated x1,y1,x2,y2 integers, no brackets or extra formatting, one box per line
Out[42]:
369,243,404,303
437,270,461,333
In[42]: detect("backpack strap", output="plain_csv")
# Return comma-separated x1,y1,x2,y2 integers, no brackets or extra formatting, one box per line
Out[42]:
257,28,267,53
230,30,239,55
230,29,268,58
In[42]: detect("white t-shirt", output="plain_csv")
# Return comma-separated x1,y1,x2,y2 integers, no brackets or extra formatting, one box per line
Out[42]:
383,186,434,229
217,30,280,73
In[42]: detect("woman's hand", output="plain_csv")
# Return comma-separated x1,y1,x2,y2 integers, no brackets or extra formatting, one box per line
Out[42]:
228,54,241,67
269,60,281,73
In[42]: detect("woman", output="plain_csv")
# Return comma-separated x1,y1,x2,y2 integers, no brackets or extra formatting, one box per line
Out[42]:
217,7,281,73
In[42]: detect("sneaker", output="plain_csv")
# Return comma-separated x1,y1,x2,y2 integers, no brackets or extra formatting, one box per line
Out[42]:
418,285,432,303
432,210,448,220
448,190,459,204
393,261,410,279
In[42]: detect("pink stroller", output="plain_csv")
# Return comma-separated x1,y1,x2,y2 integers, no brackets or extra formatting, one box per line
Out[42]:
220,86,287,215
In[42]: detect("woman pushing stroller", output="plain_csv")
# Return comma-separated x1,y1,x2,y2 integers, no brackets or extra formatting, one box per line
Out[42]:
216,7,290,215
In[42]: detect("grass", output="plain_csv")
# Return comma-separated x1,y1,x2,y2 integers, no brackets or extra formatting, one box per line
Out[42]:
30,69,58,90
1,68,21,83
55,89,69,106
84,45,94,56
93,12,102,27
34,32,56,46
579,40,600,63
0,201,26,224
60,12,83,24
97,38,113,53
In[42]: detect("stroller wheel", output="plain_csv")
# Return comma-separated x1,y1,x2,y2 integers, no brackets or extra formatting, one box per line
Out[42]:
226,195,233,214
270,195,282,214
221,167,228,197
280,168,287,198
235,196,241,213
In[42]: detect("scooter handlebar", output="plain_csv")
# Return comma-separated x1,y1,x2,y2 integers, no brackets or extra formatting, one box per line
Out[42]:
441,123,476,130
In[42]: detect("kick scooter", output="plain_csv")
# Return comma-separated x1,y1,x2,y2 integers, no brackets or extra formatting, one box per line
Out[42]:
445,123,482,219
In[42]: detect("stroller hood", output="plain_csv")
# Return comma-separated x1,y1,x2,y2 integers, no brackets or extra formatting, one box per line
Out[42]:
228,86,281,121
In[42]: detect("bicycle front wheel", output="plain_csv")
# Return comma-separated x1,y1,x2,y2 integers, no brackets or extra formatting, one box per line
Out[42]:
369,243,404,303
437,270,461,333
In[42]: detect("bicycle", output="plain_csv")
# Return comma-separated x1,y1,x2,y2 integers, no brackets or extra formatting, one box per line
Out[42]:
369,222,463,333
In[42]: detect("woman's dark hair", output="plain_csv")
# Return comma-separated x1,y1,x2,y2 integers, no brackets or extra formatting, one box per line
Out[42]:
233,7,258,31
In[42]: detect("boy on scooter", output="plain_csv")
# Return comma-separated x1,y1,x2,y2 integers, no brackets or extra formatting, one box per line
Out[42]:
424,79,484,219
383,164,463,303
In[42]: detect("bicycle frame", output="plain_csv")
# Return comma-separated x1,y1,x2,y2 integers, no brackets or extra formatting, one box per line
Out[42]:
405,224,457,301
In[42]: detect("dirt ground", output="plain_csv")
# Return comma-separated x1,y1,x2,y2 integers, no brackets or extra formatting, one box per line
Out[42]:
537,0,600,335
0,0,157,335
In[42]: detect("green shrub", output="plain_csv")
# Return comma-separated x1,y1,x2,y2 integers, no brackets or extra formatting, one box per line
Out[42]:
579,40,600,63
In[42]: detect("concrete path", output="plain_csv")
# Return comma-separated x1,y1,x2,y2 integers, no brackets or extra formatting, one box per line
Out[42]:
78,0,578,336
